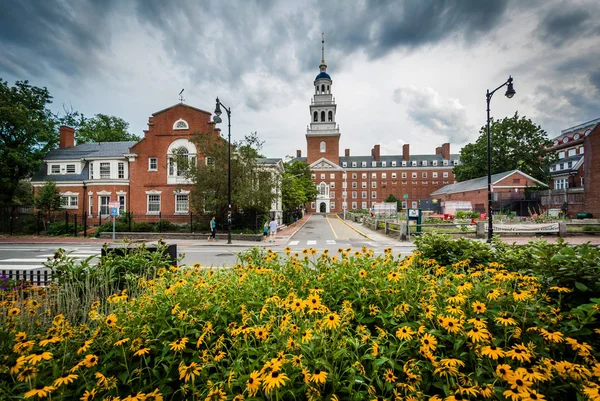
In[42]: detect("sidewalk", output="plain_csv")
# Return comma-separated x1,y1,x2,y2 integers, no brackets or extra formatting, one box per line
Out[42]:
338,220,600,246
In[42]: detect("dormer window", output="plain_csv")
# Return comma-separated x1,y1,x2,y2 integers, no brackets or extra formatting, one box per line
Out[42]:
422,161,427,166
361,162,367,167
342,162,347,167
432,160,437,166
402,161,407,166
391,161,396,167
173,119,189,130
371,161,376,167
443,160,449,166
411,161,417,166
382,161,386,167
352,162,357,167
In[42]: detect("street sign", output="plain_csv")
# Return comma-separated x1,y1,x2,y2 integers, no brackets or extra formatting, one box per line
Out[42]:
403,194,408,199
109,201,120,241
110,207,119,217
109,201,120,209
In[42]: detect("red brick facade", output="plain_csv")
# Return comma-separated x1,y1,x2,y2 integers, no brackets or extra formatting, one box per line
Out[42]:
583,124,600,216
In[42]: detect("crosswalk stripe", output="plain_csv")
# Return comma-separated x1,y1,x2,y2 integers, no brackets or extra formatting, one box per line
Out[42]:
288,241,299,246
39,253,99,258
1,258,51,263
0,265,50,270
326,240,336,244
307,240,317,245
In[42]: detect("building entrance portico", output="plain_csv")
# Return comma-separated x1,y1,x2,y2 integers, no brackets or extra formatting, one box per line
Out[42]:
318,201,328,213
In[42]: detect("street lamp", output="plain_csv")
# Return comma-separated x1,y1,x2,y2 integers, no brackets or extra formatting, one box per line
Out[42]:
486,76,515,243
213,97,232,245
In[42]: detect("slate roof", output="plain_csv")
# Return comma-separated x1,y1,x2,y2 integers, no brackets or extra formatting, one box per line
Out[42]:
289,154,461,167
256,158,283,164
550,155,583,176
44,141,138,160
31,164,90,182
431,170,546,196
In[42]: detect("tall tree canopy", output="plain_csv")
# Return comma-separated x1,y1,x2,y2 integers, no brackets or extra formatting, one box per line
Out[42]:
454,113,554,183
76,114,140,143
0,79,58,206
281,161,319,211
187,131,277,215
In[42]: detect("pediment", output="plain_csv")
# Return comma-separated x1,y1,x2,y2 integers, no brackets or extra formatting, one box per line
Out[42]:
309,157,342,170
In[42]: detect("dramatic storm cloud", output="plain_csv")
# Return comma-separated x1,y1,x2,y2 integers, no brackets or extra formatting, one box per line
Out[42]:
0,0,598,157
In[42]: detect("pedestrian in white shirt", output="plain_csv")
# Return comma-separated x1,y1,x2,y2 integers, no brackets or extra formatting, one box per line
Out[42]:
269,217,278,243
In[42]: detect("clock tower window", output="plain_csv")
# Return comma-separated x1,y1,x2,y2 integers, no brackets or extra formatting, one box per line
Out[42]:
320,141,326,152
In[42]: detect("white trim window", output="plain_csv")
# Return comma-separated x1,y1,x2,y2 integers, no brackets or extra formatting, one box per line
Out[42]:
361,202,367,209
412,201,418,209
66,164,76,173
443,172,449,178
60,195,78,208
352,201,357,209
51,165,60,174
100,162,111,179
88,195,93,216
173,119,189,130
99,195,110,216
147,194,161,214
175,193,189,213
320,141,326,152
89,163,94,179
118,195,126,213
118,162,125,179
148,157,158,171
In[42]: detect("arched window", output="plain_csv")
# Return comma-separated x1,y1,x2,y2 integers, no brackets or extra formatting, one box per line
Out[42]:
316,86,319,94
167,139,197,181
328,111,333,122
321,84,325,93
321,111,325,122
173,119,189,130
320,141,326,152
327,85,330,93
313,111,318,122
319,182,328,196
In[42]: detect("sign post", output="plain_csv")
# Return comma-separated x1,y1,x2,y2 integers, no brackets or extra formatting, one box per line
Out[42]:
403,194,409,239
109,201,120,241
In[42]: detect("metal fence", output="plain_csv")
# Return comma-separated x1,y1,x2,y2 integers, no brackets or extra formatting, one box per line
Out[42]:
1,268,53,286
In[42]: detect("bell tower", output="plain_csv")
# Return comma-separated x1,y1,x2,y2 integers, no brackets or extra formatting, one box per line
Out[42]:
306,33,340,165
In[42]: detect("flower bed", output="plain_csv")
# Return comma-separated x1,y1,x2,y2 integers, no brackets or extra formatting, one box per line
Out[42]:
1,244,600,400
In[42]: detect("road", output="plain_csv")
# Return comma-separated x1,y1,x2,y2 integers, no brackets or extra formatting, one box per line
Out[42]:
0,215,415,275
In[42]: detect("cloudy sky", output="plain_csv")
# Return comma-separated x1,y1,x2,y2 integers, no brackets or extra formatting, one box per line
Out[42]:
1,0,599,158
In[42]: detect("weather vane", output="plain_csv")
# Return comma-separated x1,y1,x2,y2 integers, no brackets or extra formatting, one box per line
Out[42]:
179,89,185,103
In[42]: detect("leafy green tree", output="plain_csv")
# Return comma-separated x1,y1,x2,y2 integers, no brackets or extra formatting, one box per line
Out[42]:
76,114,140,143
12,181,34,206
34,180,62,225
454,113,554,182
187,131,277,217
282,161,319,211
384,194,402,211
0,79,58,206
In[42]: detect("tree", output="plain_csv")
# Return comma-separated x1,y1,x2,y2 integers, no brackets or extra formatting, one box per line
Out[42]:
187,131,277,218
34,180,62,225
384,194,402,211
281,161,319,211
75,114,140,143
0,79,59,207
454,113,554,183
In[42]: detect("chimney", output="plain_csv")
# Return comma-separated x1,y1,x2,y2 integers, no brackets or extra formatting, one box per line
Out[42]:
441,143,450,160
59,126,75,148
345,149,350,157
372,144,380,161
436,146,442,155
296,149,302,158
402,144,410,161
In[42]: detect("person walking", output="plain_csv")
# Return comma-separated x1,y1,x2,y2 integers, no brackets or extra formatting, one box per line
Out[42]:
263,219,269,242
269,216,278,243
208,216,216,242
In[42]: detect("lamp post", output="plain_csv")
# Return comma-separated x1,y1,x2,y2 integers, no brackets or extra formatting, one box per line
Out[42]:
213,97,232,245
486,76,515,243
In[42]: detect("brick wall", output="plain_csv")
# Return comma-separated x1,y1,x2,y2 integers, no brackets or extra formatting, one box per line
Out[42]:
584,126,600,216
307,135,340,165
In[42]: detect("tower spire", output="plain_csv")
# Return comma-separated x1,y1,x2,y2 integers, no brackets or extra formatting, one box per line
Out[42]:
321,32,325,63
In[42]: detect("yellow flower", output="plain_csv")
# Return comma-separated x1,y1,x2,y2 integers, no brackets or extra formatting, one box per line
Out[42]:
179,362,202,382
301,329,313,343
77,339,93,355
17,366,38,382
8,307,20,317
247,371,261,396
204,388,226,401
54,373,78,388
262,370,289,393
519,390,546,401
105,314,118,328
114,338,130,347
80,389,97,401
512,290,531,302
396,326,415,341
290,299,304,312
539,328,564,343
496,364,513,380
466,326,490,343
134,348,150,357
169,337,188,352
495,316,517,326
82,354,99,368
506,343,532,363
508,370,533,392
24,384,55,399
384,368,397,383
421,333,437,351
311,369,328,384
26,351,53,365
359,269,367,278
324,312,341,330
441,316,462,334
480,345,505,360
146,388,164,401
254,327,269,341
306,294,321,309
472,301,486,314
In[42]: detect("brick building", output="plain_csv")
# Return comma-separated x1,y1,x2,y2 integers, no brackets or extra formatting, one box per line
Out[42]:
31,103,284,223
431,170,546,214
292,35,460,213
542,117,599,216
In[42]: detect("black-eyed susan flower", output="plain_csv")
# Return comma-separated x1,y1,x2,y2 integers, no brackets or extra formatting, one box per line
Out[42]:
178,361,201,382
134,348,150,357
290,299,304,312
105,314,118,328
254,327,269,341
496,364,513,380
395,326,415,341
82,354,99,368
8,307,20,317
262,370,289,394
384,368,397,383
17,366,37,382
513,290,530,302
114,338,130,347
246,370,261,396
421,333,437,351
508,370,533,393
324,312,341,330
519,389,546,401
53,373,78,388
169,337,188,352
503,388,521,401
495,316,517,326
77,339,93,355
301,329,313,343
480,344,505,360
26,350,53,365
506,343,532,363
466,327,489,343
205,388,226,401
472,301,486,314
311,368,328,384
24,384,55,399
292,355,303,368
441,316,462,334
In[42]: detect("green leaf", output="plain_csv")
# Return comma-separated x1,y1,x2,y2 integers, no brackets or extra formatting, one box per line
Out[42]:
575,282,589,292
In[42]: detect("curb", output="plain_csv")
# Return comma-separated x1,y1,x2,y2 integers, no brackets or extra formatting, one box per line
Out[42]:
284,214,313,240
334,215,372,240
